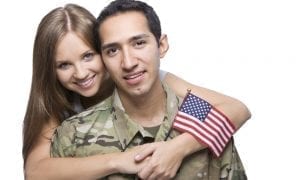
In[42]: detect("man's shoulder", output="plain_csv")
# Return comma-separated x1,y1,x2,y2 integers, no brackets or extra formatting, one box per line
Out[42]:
67,96,113,121
55,96,114,141
58,96,113,132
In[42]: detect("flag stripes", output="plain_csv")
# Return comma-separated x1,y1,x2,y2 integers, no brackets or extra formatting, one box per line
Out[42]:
173,92,235,157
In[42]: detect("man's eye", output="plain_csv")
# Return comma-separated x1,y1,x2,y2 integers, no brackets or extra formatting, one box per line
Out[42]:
57,62,70,70
106,48,118,57
134,40,146,48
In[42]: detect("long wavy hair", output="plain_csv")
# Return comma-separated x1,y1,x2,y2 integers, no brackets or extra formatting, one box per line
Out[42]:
22,4,100,164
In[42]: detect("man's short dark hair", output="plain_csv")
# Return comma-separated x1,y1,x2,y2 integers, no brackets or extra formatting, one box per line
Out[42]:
95,0,161,50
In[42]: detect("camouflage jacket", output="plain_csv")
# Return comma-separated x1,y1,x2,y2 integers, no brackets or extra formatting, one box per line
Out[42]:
51,83,247,180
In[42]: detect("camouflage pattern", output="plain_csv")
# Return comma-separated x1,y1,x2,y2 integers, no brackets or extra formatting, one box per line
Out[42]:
51,83,247,180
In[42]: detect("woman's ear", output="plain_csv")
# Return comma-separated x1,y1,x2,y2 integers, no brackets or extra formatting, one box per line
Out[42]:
159,34,169,58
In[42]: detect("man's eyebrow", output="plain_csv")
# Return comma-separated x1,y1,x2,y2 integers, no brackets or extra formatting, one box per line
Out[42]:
101,34,150,51
101,43,118,51
129,34,150,42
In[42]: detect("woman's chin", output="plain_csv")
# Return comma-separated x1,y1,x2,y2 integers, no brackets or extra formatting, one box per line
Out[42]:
78,90,97,98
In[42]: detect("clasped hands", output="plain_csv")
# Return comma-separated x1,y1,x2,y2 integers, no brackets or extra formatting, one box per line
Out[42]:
116,140,185,180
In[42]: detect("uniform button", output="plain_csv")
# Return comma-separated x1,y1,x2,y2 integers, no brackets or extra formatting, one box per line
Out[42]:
197,172,203,178
203,172,207,176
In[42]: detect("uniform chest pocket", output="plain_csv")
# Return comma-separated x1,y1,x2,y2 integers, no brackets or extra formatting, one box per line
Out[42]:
75,133,123,156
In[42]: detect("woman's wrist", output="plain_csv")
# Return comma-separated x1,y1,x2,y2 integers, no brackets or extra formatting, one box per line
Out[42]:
100,153,119,175
173,133,207,156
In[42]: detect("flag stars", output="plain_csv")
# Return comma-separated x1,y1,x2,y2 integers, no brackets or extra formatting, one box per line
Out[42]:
181,94,212,121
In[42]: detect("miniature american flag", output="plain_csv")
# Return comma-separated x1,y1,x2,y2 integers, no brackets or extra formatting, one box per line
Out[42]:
173,92,235,157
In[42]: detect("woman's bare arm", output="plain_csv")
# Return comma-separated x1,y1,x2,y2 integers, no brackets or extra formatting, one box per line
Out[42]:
24,118,146,180
164,72,251,130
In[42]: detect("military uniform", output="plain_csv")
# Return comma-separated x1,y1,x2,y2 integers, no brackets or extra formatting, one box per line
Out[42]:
51,83,247,180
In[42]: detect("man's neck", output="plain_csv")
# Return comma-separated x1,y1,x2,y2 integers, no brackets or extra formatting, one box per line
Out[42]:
118,82,166,127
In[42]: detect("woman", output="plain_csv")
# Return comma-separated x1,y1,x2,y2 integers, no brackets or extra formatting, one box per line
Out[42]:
23,4,250,180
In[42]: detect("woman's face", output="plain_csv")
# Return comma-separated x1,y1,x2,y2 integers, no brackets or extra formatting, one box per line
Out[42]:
55,32,106,97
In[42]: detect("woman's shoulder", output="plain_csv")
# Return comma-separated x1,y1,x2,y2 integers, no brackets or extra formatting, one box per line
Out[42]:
159,69,168,80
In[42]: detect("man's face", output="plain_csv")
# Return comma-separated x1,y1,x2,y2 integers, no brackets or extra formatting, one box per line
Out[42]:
99,11,168,98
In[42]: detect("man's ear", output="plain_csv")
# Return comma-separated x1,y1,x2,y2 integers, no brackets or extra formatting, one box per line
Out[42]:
159,34,169,58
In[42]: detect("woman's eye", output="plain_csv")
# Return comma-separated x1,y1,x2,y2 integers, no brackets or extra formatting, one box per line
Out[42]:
57,62,70,70
83,52,94,61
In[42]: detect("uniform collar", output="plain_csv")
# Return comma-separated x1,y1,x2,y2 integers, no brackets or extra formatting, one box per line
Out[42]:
111,82,181,150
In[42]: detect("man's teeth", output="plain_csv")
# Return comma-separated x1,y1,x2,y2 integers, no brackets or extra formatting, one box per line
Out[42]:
126,72,142,79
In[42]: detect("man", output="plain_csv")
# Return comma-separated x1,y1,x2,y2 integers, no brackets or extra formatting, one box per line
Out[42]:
51,0,247,179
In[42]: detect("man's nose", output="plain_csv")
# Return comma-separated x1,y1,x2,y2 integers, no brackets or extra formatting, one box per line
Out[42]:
121,48,138,70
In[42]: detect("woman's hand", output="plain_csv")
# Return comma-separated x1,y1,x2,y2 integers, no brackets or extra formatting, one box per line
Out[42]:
134,141,183,180
135,133,205,180
112,145,151,174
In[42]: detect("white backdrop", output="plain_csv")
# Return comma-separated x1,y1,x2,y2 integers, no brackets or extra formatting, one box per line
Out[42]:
1,0,299,179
